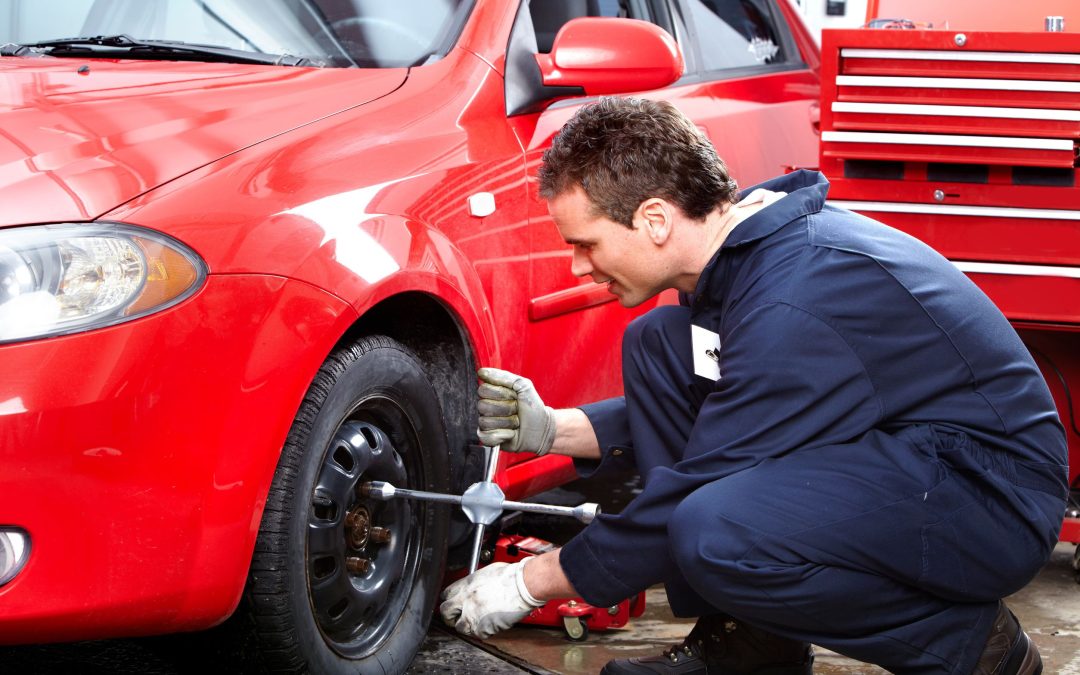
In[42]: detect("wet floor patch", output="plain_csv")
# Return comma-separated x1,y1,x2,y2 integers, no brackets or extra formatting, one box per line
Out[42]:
408,627,558,674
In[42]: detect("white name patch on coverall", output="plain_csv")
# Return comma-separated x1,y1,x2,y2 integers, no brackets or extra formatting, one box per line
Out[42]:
691,324,722,381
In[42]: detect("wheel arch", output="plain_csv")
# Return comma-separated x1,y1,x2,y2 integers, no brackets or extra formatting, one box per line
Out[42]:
242,330,455,672
217,218,502,630
175,284,490,635
339,290,481,493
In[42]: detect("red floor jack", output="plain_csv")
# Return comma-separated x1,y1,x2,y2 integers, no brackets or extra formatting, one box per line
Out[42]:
494,534,646,641
363,444,646,640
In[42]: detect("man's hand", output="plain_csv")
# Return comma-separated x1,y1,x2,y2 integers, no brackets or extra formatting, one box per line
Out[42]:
439,561,544,638
477,368,557,455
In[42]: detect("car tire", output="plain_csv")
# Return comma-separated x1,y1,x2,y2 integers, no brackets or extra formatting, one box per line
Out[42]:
245,335,451,674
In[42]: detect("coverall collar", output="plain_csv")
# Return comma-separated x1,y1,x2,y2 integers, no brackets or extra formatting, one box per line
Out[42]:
691,170,830,304
722,169,829,249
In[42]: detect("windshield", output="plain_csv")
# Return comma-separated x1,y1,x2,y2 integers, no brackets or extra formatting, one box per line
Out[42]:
0,0,474,67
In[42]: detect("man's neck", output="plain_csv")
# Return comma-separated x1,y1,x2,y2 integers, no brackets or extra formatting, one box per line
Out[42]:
679,194,777,294
707,202,742,253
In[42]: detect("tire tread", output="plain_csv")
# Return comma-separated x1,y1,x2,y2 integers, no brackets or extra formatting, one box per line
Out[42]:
242,335,448,674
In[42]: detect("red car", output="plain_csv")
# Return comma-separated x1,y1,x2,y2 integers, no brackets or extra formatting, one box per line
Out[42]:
0,1,819,672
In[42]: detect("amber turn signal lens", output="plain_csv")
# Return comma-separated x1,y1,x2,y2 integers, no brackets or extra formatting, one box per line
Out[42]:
126,238,201,315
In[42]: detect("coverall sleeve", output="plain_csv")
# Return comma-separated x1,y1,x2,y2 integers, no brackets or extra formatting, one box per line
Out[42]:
559,302,884,606
575,397,637,478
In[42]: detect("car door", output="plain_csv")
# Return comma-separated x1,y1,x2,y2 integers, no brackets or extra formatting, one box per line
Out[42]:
506,0,819,415
507,0,686,416
673,0,820,184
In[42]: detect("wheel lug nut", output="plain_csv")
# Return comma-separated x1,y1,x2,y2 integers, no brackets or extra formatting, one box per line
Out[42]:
370,527,391,544
346,557,371,575
357,482,372,497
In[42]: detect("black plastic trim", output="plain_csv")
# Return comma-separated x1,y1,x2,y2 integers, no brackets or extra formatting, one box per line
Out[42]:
505,1,585,117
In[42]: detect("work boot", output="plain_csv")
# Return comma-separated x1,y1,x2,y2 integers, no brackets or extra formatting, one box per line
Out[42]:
599,614,814,674
972,602,1042,675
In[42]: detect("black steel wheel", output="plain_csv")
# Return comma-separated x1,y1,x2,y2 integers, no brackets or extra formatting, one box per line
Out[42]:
245,335,451,674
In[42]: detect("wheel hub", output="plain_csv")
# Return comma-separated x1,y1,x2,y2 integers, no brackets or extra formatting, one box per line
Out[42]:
306,419,414,654
345,505,372,549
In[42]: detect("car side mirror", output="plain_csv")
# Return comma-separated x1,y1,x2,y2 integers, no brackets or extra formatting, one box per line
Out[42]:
534,17,684,96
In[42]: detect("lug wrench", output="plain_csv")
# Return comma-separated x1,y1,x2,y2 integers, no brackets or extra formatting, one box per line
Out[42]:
362,445,601,573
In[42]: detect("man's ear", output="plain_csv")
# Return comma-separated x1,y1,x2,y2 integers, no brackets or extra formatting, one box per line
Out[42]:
637,198,672,245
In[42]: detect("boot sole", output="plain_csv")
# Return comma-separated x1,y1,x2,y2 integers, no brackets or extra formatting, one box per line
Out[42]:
709,652,814,675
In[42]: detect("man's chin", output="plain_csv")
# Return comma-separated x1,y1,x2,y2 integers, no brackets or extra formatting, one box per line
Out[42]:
605,281,656,308
616,293,647,308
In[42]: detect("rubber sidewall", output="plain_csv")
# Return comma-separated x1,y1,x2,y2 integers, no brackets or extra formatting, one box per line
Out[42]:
252,337,451,675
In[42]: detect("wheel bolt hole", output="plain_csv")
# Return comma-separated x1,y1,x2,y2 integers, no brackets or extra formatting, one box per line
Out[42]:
313,556,336,580
360,425,379,450
313,501,338,522
333,444,356,473
329,598,349,619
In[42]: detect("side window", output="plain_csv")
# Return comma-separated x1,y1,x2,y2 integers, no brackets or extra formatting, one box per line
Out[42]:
529,0,630,53
683,0,789,70
505,0,674,115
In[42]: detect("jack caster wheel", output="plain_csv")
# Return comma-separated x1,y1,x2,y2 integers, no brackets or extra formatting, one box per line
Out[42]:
563,615,589,642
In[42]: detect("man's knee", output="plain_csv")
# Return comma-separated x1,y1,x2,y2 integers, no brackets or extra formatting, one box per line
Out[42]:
623,305,690,355
669,492,704,574
622,305,693,380
669,479,786,578
669,486,743,578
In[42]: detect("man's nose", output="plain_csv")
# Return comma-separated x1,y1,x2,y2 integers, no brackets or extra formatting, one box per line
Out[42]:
570,248,592,278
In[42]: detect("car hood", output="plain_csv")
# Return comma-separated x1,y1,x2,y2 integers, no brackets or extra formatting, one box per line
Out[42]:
0,58,407,227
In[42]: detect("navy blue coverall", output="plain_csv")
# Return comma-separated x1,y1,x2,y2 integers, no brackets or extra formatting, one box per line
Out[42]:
558,171,1067,674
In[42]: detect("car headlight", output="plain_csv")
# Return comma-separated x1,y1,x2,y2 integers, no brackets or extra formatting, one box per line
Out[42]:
0,223,206,343
0,528,30,587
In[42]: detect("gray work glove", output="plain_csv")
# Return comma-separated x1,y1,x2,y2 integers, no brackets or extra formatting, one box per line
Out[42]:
477,367,556,455
439,560,544,638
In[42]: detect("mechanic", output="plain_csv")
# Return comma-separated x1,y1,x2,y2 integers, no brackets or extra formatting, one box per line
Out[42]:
439,97,1068,675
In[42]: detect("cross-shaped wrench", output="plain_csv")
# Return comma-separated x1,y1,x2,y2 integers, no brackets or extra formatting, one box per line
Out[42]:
362,446,601,573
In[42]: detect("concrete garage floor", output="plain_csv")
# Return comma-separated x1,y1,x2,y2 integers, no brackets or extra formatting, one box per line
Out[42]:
455,542,1080,674
5,471,1080,674
418,471,1080,675
5,544,1078,674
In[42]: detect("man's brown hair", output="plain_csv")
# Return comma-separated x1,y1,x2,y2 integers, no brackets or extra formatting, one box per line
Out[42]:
537,97,739,227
